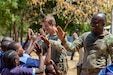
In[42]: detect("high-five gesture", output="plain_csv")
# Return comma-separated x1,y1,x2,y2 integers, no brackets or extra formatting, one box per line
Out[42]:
34,42,43,55
41,36,51,47
56,26,66,44
28,28,34,40
39,28,46,37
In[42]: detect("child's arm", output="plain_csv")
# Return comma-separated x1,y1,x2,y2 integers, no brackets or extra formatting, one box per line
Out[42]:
34,43,44,74
41,36,51,65
25,38,33,54
22,28,33,49
25,34,41,55
50,60,62,75
35,53,44,74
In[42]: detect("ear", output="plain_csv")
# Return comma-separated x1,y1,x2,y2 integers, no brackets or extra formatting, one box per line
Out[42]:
14,59,19,66
13,59,16,66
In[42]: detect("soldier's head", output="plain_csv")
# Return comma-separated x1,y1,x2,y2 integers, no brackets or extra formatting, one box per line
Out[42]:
42,14,56,34
90,12,106,35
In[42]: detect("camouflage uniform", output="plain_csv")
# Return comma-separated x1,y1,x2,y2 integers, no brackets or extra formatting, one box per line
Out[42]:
52,30,113,75
43,33,68,74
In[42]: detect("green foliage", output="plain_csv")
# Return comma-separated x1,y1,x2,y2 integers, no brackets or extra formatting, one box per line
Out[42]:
44,1,56,9
0,0,29,36
29,23,42,33
0,0,112,37
80,24,91,33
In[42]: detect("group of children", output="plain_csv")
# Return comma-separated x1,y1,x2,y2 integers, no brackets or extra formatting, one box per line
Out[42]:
0,28,62,75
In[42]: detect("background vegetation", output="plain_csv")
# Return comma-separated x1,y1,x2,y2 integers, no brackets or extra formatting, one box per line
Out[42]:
0,0,113,41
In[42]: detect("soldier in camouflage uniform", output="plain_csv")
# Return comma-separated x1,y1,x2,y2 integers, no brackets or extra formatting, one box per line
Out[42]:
54,12,113,75
41,14,68,75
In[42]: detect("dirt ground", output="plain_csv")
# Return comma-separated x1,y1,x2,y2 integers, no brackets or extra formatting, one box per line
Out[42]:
30,51,79,75
66,52,79,75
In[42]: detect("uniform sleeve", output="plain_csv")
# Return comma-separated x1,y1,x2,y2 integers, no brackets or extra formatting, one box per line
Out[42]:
62,34,84,52
50,39,67,55
106,34,113,62
50,34,84,52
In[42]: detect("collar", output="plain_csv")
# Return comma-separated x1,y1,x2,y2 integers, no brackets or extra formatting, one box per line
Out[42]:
48,33,57,36
91,30,109,37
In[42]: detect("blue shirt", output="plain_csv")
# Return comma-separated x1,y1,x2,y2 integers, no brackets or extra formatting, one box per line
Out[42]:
20,53,40,68
98,64,113,75
0,51,4,73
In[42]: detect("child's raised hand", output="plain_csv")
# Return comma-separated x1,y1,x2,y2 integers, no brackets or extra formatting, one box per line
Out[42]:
39,28,46,37
28,28,34,40
34,42,43,55
41,36,51,47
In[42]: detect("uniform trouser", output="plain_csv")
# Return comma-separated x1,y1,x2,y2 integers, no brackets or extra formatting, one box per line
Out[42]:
55,59,68,75
77,64,82,75
80,68,101,75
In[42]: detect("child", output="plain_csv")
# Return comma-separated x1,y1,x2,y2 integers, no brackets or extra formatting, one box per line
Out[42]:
41,36,62,75
0,37,13,72
7,42,40,68
1,50,44,75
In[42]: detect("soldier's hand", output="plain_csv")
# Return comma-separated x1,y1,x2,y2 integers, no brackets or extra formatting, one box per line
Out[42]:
56,26,66,44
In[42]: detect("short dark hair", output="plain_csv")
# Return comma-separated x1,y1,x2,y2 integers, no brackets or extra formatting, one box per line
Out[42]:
2,50,18,69
1,41,12,51
1,37,13,43
7,42,19,51
45,64,53,75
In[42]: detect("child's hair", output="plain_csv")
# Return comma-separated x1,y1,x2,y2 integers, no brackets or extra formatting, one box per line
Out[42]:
1,37,13,42
1,41,12,51
2,50,18,69
7,42,18,51
45,63,53,75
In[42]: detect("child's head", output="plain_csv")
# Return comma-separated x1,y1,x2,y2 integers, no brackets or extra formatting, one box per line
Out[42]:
45,64,56,75
2,50,20,69
1,37,13,42
1,41,12,52
1,37,13,52
7,42,24,56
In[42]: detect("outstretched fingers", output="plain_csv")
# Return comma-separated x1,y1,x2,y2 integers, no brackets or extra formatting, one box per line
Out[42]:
41,36,50,47
56,26,66,41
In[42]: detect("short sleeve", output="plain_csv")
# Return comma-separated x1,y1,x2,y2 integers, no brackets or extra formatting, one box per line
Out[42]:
26,58,40,67
20,53,30,64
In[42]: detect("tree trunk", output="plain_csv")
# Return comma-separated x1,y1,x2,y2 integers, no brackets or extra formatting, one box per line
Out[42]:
20,18,23,43
13,22,18,42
